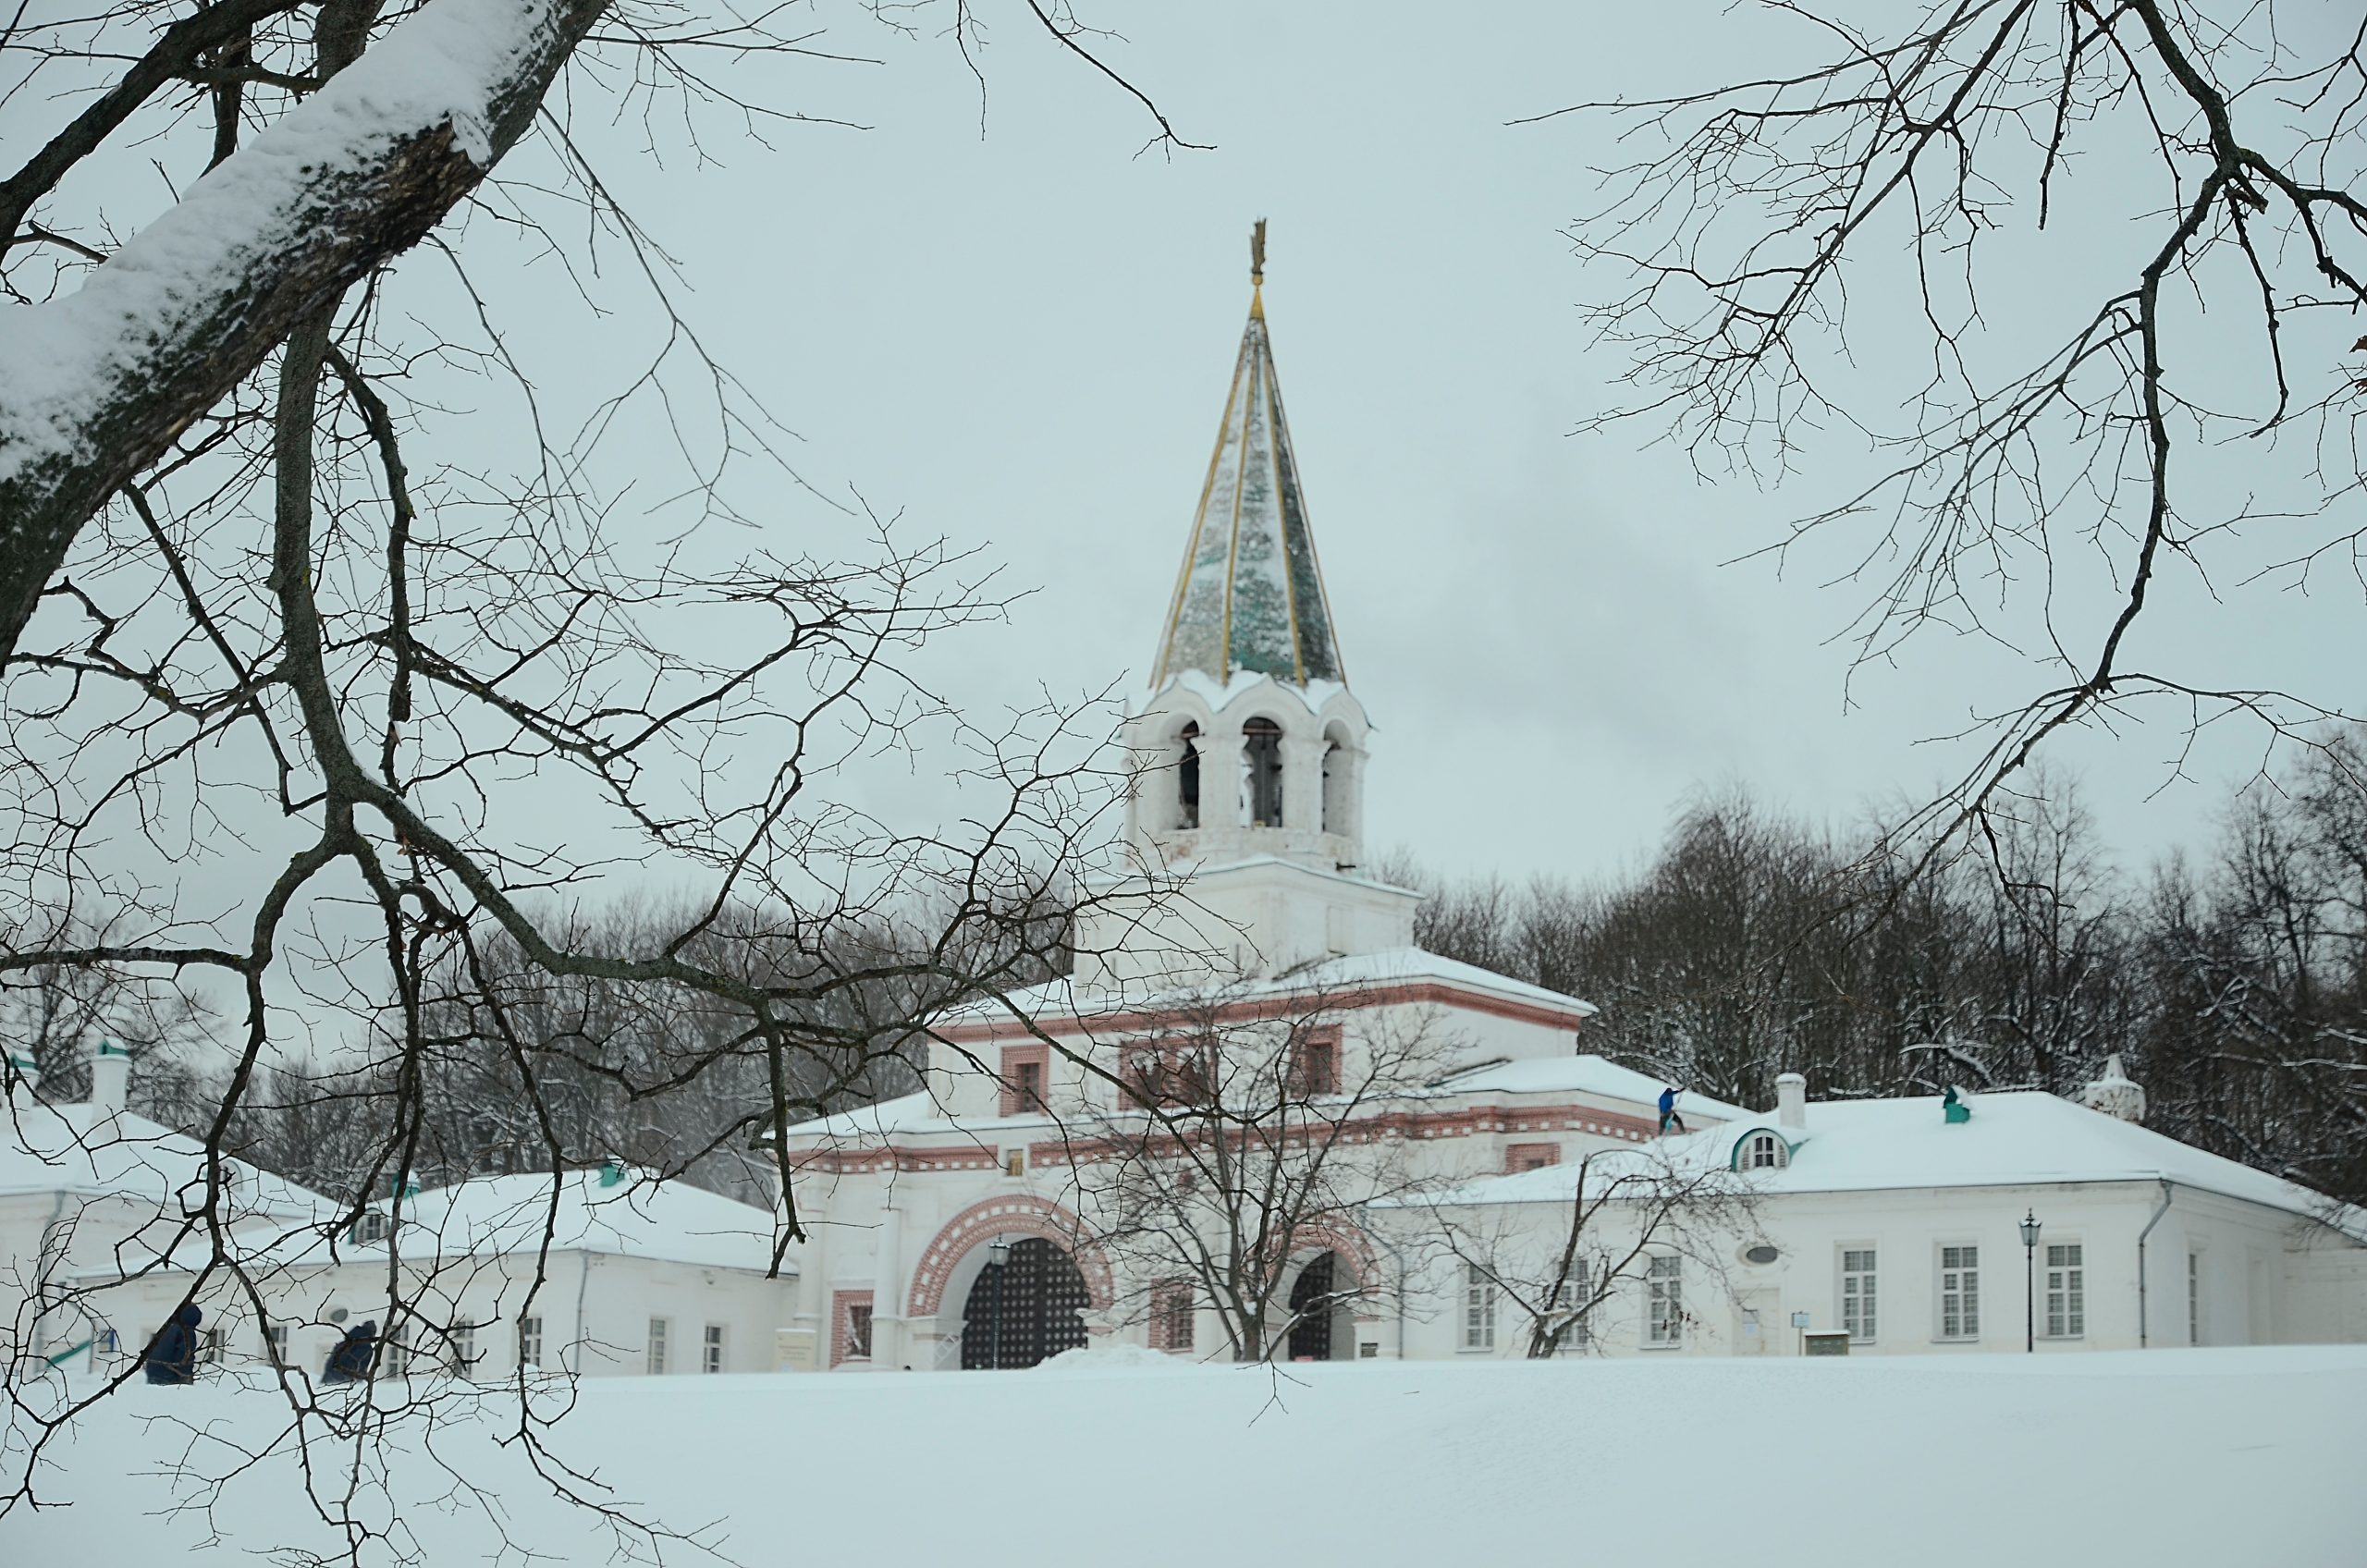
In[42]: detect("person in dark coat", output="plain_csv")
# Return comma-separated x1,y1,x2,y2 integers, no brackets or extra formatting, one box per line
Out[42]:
1657,1085,1686,1136
141,1303,202,1385
322,1320,379,1384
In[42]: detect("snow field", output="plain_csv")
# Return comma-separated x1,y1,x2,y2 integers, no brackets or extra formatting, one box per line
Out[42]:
6,1346,2361,1566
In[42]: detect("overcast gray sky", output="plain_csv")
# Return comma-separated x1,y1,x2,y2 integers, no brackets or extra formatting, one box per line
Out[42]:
18,0,2356,1002
481,0,2349,891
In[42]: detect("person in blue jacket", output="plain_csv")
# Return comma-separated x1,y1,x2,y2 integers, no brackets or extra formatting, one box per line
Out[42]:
1657,1085,1686,1136
322,1320,379,1383
141,1303,202,1384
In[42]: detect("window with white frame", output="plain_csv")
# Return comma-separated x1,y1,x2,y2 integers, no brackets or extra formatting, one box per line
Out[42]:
2045,1243,2085,1338
351,1210,391,1246
1938,1245,1980,1340
518,1315,543,1370
647,1317,670,1375
1840,1248,1878,1341
1743,1133,1788,1170
703,1323,727,1374
448,1323,476,1376
1462,1263,1498,1351
383,1324,409,1377
1647,1255,1684,1345
264,1322,289,1367
2188,1252,2202,1346
1552,1259,1592,1351
199,1327,227,1366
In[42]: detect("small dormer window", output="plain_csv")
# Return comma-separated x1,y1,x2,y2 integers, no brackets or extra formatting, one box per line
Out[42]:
352,1210,391,1245
1742,1132,1788,1170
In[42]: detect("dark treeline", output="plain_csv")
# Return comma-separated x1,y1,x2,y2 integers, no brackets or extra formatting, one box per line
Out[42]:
1394,741,2367,1208
217,895,1070,1210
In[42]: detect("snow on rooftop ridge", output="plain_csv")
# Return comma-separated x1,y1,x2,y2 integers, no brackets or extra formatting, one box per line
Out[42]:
0,1097,328,1219
1431,1088,2366,1233
375,1166,790,1272
1428,1056,1748,1121
936,947,1597,1029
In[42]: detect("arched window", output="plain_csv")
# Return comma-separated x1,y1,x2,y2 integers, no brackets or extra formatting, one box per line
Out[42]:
1320,728,1353,837
1742,1132,1788,1170
1176,722,1200,829
1243,717,1283,827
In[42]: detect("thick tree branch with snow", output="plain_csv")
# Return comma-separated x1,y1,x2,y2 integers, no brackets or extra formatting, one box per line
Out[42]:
0,0,609,663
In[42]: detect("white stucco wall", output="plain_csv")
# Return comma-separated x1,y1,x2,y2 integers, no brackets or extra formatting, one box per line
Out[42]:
1394,1178,2366,1363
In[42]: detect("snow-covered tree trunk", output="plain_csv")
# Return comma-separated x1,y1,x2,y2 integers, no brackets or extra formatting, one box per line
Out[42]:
0,0,609,663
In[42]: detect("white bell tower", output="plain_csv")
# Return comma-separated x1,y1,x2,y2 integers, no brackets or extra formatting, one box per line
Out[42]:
1085,224,1415,989
1123,220,1370,876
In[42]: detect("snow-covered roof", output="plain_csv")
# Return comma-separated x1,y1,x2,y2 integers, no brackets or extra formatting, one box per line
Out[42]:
1425,1056,1748,1121
778,1090,947,1141
1428,1089,2365,1233
943,946,1598,1031
1,1095,329,1219
364,1167,791,1273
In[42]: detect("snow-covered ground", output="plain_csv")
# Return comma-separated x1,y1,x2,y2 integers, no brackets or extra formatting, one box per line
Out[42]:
7,1347,2362,1565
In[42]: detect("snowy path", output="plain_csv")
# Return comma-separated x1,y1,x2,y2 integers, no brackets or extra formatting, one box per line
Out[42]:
7,1346,2362,1565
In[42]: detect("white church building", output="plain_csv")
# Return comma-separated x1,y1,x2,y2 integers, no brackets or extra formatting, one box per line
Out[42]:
10,248,2361,1385
760,247,2367,1371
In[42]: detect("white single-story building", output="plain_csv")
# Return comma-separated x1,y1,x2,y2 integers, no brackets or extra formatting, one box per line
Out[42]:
71,1161,798,1383
1411,1065,2367,1359
4,1042,329,1373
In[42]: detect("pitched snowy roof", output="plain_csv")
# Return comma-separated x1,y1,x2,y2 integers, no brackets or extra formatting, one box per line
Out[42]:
777,1090,944,1142
1426,1056,1748,1121
1150,254,1343,692
0,1095,329,1220
942,947,1599,1033
370,1167,791,1273
1428,1089,2367,1234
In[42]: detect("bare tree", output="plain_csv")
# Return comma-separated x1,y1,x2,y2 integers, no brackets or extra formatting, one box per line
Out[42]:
0,0,1199,1546
1055,980,1461,1364
1423,1143,1760,1358
1539,1,2367,861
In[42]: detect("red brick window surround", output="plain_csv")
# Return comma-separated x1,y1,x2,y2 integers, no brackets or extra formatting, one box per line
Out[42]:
1292,1026,1341,1097
1000,1045,1049,1118
1505,1142,1561,1174
831,1290,875,1367
1150,1280,1196,1354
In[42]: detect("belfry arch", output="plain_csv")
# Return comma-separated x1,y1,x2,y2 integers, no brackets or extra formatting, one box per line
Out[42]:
1242,716,1285,827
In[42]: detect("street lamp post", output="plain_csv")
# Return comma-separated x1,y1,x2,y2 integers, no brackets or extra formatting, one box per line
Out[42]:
2019,1210,2042,1354
987,1240,1011,1370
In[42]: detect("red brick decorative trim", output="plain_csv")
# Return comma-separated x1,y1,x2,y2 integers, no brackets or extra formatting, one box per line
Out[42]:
788,1103,1659,1174
1286,1222,1375,1294
830,1290,874,1367
999,1044,1050,1118
905,1194,1115,1319
937,979,1592,1046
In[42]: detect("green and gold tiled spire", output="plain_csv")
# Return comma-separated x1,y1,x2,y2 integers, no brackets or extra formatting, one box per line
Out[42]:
1150,222,1344,691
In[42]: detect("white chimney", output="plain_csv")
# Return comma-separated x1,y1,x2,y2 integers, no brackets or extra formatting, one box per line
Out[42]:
88,1037,131,1113
6,1047,38,1103
2078,1053,2147,1124
1775,1072,1808,1132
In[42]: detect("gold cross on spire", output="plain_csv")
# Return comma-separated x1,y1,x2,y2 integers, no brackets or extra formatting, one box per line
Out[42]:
1249,217,1267,317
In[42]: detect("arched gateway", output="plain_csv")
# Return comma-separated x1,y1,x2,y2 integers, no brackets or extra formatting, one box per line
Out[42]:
907,1195,1113,1370
960,1238,1090,1369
